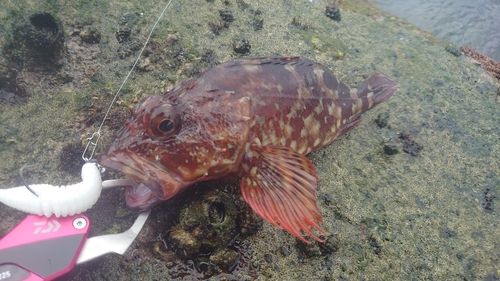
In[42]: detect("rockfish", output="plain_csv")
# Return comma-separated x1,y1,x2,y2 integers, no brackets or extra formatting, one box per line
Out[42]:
98,56,397,243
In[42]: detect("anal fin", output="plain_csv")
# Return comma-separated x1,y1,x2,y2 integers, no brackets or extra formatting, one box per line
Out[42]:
240,145,327,243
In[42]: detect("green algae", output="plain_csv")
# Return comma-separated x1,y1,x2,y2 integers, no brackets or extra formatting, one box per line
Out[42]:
0,0,499,280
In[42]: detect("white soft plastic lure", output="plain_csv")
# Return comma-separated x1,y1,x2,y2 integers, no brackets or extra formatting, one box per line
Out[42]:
0,163,102,217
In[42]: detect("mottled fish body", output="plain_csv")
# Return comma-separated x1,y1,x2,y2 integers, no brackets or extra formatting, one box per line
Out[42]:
99,56,397,242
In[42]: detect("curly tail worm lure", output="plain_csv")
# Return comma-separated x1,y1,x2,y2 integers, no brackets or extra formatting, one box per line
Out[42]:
0,0,173,217
0,163,102,217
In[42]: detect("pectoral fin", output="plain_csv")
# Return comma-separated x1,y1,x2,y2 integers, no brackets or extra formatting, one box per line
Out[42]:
239,145,327,243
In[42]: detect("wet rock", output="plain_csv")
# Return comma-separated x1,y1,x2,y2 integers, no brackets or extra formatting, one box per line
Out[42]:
79,26,101,43
193,256,219,276
115,22,139,59
237,0,250,10
297,240,322,257
200,49,218,69
237,201,263,237
434,79,444,87
116,26,132,43
279,244,292,257
319,236,340,255
59,143,86,175
439,226,457,239
6,13,64,67
169,228,201,258
120,13,140,26
209,21,227,35
383,139,399,155
0,82,28,106
252,9,264,31
482,188,495,211
209,247,239,269
117,39,141,59
445,45,462,57
399,133,423,156
0,57,18,83
0,57,24,105
375,112,389,128
296,236,339,258
325,4,341,22
319,193,333,206
136,57,153,72
25,13,63,51
164,185,262,276
264,254,273,263
233,38,251,54
219,9,234,23
168,189,237,259
369,235,382,256
291,17,312,30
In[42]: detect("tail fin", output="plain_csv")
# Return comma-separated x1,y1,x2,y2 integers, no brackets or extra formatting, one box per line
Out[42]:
357,73,397,107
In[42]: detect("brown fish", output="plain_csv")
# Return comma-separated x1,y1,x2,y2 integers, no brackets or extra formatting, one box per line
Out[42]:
98,56,397,243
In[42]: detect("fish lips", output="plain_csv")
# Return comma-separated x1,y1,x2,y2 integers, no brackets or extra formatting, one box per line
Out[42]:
98,151,189,210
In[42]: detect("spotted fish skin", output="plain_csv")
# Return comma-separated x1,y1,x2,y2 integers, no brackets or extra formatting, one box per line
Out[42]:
98,56,397,243
223,57,393,168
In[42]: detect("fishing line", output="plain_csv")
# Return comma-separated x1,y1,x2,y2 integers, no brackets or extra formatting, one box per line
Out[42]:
82,0,174,161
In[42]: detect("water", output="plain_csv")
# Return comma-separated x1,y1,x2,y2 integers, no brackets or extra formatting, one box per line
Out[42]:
370,0,500,61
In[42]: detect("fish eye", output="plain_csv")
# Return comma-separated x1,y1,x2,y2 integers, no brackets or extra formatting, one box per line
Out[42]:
147,105,182,140
158,118,174,132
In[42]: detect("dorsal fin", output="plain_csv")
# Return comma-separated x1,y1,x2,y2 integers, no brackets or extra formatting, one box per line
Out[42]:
224,56,316,68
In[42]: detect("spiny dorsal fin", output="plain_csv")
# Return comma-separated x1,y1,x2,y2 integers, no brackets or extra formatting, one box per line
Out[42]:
224,56,317,68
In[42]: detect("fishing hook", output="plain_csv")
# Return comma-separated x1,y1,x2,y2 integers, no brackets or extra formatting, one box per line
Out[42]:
20,164,40,197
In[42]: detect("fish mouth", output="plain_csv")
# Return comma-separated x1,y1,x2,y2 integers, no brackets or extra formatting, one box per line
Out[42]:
124,182,163,211
98,150,189,210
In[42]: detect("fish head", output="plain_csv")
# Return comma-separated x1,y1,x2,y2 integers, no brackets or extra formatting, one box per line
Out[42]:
98,93,251,209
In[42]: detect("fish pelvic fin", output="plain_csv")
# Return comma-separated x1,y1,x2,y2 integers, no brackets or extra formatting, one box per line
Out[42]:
240,145,327,243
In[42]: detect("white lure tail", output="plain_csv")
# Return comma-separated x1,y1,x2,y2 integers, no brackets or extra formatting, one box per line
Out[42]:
0,163,102,217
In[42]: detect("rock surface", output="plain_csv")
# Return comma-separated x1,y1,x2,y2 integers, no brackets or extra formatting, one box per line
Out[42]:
0,0,499,280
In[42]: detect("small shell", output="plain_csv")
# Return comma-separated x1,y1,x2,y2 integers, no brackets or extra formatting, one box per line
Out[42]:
0,163,102,217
